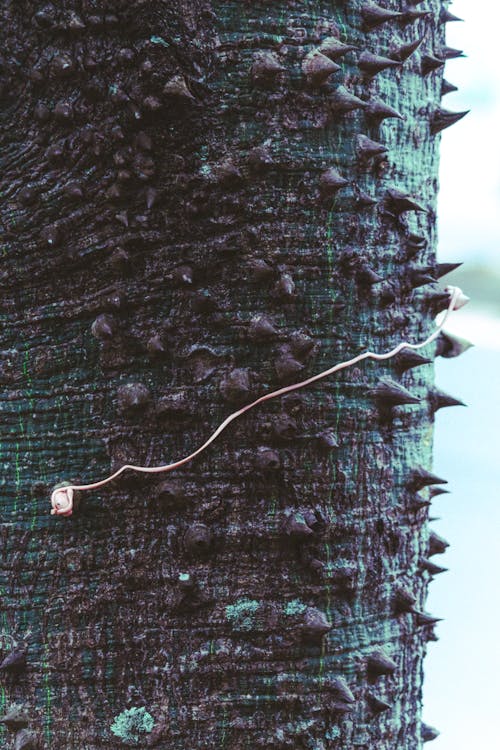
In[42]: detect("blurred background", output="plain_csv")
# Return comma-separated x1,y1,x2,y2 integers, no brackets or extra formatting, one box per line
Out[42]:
423,1,500,747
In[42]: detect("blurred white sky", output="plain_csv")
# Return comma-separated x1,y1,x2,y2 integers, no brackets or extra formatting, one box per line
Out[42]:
438,0,500,268
425,5,500,749
443,308,500,350
425,342,500,750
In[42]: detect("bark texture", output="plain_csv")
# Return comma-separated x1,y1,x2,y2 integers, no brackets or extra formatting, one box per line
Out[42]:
0,1,463,748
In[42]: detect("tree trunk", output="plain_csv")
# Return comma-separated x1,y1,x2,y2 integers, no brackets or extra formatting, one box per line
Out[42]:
0,1,464,748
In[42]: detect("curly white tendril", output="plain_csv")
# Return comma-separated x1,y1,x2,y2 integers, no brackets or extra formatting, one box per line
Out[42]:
50,285,468,517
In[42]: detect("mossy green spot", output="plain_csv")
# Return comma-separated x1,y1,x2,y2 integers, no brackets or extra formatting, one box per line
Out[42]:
110,707,155,745
225,599,260,631
284,599,307,616
150,35,169,47
326,726,341,740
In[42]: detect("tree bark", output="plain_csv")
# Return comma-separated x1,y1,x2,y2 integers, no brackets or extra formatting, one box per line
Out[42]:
0,1,462,748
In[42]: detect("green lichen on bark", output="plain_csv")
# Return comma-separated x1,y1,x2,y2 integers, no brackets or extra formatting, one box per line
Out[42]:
0,0,462,748
110,706,155,745
225,599,261,631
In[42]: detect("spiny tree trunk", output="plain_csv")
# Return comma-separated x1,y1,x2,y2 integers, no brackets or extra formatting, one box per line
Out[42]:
0,1,466,748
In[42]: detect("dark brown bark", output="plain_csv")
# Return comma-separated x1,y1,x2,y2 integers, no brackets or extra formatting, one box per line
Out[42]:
0,1,463,748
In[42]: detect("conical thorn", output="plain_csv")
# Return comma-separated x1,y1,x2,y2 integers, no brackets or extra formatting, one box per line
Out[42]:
415,611,443,627
367,693,392,713
435,261,462,278
428,530,449,556
357,134,388,160
372,377,420,407
420,558,448,575
386,188,426,214
390,37,424,62
422,723,440,742
408,466,447,491
394,348,432,373
319,167,349,195
441,9,463,22
367,649,397,676
358,50,401,75
441,79,459,96
429,387,466,411
328,86,368,113
421,54,445,76
431,108,469,135
441,46,465,60
365,99,404,121
319,37,359,59
428,486,450,499
302,49,341,86
361,2,403,28
435,331,473,358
